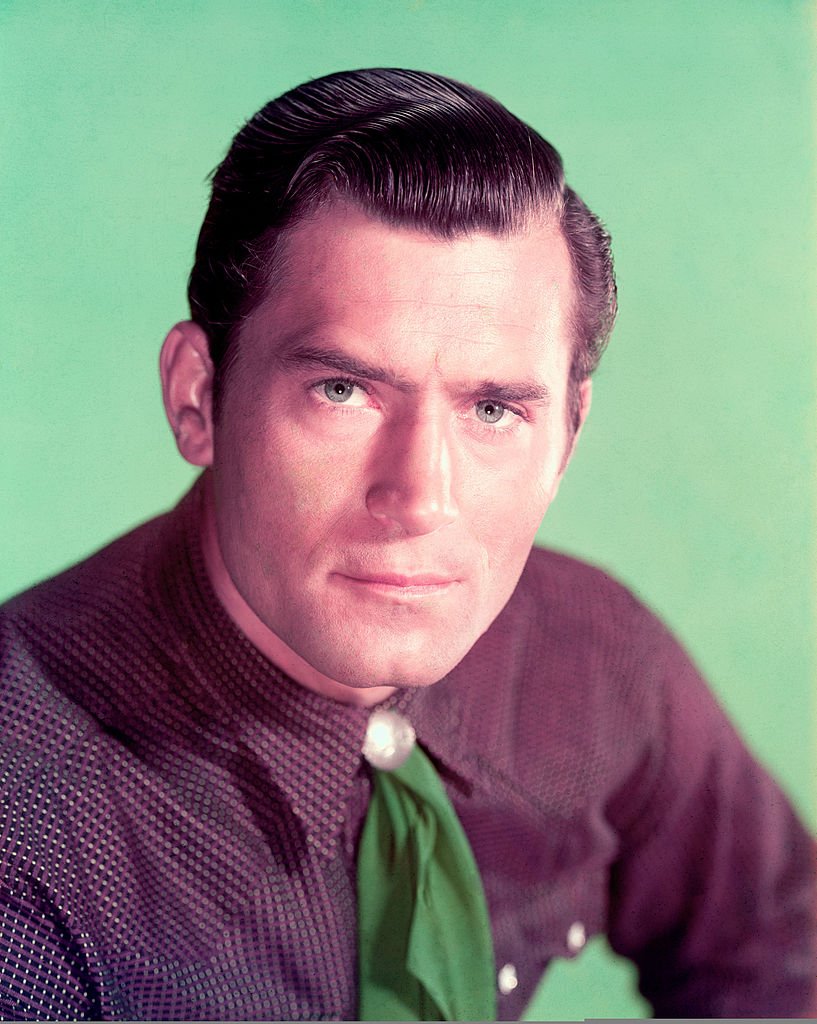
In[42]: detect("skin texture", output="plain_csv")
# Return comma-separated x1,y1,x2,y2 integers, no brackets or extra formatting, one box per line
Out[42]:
161,202,590,707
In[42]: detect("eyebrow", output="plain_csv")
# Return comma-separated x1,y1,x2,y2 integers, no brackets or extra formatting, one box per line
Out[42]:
276,341,552,405
277,342,417,392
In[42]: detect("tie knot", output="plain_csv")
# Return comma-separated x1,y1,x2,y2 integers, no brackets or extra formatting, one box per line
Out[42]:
362,709,416,770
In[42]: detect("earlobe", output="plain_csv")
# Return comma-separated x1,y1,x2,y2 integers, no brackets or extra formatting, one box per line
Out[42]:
576,378,593,435
159,321,215,467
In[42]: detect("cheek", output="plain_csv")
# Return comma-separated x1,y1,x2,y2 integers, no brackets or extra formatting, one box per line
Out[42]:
465,440,562,516
233,417,362,534
469,457,563,572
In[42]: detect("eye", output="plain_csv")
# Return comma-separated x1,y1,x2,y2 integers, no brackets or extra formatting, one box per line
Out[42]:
475,399,509,425
321,379,361,404
310,376,374,415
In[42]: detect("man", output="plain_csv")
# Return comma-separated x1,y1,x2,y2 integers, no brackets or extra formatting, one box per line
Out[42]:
0,68,813,1020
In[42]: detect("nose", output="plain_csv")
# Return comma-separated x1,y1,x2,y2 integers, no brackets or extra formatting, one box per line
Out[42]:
365,410,459,536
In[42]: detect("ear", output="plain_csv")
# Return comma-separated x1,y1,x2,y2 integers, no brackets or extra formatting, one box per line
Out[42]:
159,321,215,467
559,378,593,475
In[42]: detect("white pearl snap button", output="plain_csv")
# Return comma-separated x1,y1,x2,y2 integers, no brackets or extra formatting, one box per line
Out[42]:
362,709,416,771
566,920,586,954
497,962,518,995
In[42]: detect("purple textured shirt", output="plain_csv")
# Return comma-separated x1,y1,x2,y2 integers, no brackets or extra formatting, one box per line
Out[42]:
1,482,814,1019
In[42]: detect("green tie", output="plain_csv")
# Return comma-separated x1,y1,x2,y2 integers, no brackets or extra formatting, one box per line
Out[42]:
357,714,497,1021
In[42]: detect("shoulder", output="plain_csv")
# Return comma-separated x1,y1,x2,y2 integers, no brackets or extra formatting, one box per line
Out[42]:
2,511,165,627
483,543,681,691
515,543,653,628
0,512,174,883
0,511,170,771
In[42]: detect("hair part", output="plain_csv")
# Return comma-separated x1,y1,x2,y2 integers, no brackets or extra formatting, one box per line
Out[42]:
187,68,617,431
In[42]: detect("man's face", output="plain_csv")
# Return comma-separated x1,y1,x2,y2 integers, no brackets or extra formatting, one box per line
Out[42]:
209,203,584,691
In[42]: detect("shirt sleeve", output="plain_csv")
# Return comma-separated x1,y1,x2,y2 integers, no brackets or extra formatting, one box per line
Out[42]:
606,613,817,1018
0,881,99,1021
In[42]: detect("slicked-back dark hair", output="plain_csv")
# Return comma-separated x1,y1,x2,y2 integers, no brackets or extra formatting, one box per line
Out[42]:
188,68,617,430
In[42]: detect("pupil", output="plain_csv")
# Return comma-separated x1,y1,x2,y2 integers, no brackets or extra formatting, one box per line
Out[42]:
479,400,502,423
326,380,351,401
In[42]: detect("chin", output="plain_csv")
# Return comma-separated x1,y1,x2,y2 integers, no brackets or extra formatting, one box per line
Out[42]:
312,640,465,691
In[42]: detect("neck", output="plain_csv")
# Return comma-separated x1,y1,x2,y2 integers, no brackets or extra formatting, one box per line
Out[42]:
198,475,397,709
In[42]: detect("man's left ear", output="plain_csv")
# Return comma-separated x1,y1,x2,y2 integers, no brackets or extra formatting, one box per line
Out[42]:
559,378,592,475
159,321,215,467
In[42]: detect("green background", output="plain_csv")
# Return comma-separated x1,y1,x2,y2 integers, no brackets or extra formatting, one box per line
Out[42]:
1,2,814,1018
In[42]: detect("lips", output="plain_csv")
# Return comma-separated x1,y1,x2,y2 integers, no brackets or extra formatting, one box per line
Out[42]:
343,572,456,587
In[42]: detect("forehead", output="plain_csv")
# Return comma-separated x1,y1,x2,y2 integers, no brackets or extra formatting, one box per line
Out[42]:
242,203,576,378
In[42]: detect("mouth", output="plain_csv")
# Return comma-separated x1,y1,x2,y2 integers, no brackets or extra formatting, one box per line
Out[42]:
335,572,458,597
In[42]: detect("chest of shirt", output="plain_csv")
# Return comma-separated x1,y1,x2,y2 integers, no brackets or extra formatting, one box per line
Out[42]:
21,734,618,1019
